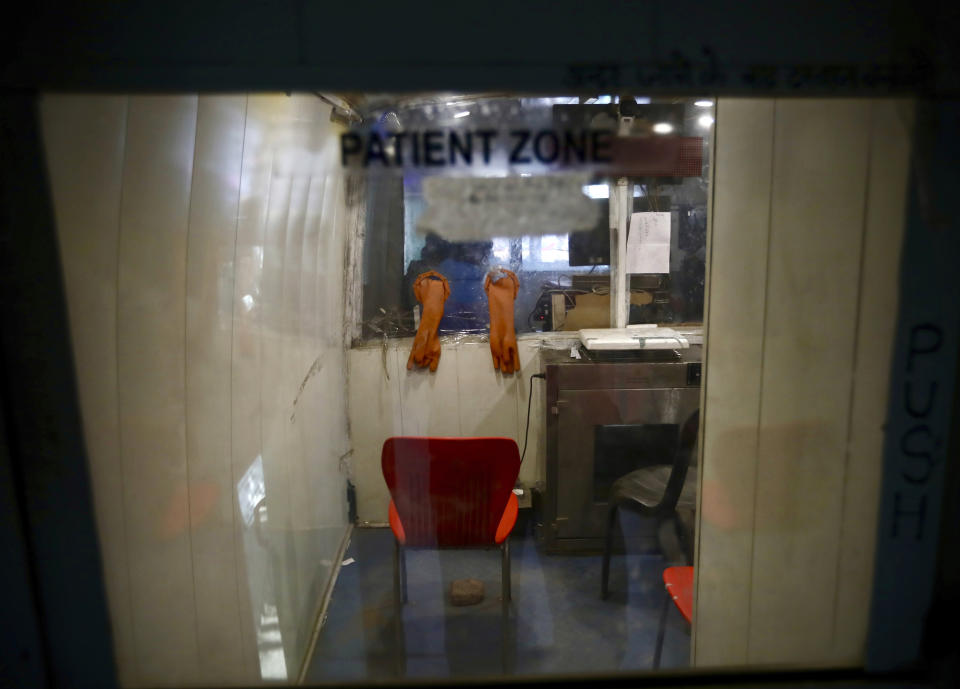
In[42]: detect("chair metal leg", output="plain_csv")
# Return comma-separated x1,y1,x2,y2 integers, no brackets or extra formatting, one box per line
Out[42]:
393,539,400,606
501,600,514,675
501,539,511,603
601,504,618,599
501,540,514,674
399,544,408,604
652,585,670,670
392,540,406,676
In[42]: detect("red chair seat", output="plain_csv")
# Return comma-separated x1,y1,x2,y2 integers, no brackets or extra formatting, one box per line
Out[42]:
663,565,694,624
389,491,519,546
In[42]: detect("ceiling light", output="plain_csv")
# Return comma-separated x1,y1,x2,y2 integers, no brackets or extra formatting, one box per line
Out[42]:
454,110,470,118
695,99,713,107
653,122,673,134
698,114,714,128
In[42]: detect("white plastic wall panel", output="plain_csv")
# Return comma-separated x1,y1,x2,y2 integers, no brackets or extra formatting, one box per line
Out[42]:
396,343,463,437
39,95,136,686
230,94,272,678
695,98,911,668
456,342,521,440
348,344,403,523
748,99,872,665
184,95,248,684
295,149,324,531
281,169,310,532
259,158,294,539
240,94,352,674
311,175,351,534
42,92,353,686
693,98,775,667
831,100,914,664
117,95,200,684
308,123,351,538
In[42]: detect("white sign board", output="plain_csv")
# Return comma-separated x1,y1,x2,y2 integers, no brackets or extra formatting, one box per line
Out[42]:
417,173,599,241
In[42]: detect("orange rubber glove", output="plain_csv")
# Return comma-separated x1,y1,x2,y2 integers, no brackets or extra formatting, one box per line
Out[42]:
484,269,520,374
407,271,450,372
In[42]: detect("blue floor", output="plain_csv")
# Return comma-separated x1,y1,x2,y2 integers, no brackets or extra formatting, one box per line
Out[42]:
305,513,690,682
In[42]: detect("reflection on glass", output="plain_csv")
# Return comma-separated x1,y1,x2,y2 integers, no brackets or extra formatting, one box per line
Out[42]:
308,93,711,681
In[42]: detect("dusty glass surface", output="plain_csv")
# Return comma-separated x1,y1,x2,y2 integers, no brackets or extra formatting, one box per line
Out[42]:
355,95,710,340
333,92,711,681
42,90,912,686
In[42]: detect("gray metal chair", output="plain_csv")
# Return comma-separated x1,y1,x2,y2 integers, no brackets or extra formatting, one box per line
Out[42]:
601,410,699,599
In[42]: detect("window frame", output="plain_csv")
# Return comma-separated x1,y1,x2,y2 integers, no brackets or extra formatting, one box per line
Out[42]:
3,1,958,684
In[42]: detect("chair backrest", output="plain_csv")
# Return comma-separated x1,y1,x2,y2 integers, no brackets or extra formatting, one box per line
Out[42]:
381,437,521,547
658,409,701,512
682,409,700,468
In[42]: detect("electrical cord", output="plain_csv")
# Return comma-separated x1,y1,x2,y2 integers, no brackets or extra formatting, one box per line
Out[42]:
520,373,546,465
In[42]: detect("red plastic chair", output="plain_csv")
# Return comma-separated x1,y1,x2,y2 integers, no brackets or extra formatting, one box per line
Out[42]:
381,437,522,676
653,565,693,668
381,436,521,606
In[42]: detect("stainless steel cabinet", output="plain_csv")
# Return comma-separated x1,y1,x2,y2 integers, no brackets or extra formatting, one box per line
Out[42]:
542,347,701,553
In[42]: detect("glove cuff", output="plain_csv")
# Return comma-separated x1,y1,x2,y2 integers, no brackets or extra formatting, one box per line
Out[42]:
412,270,450,304
483,268,519,298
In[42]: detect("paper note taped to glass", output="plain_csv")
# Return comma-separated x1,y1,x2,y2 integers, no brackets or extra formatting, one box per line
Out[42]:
627,211,671,274
417,173,599,241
